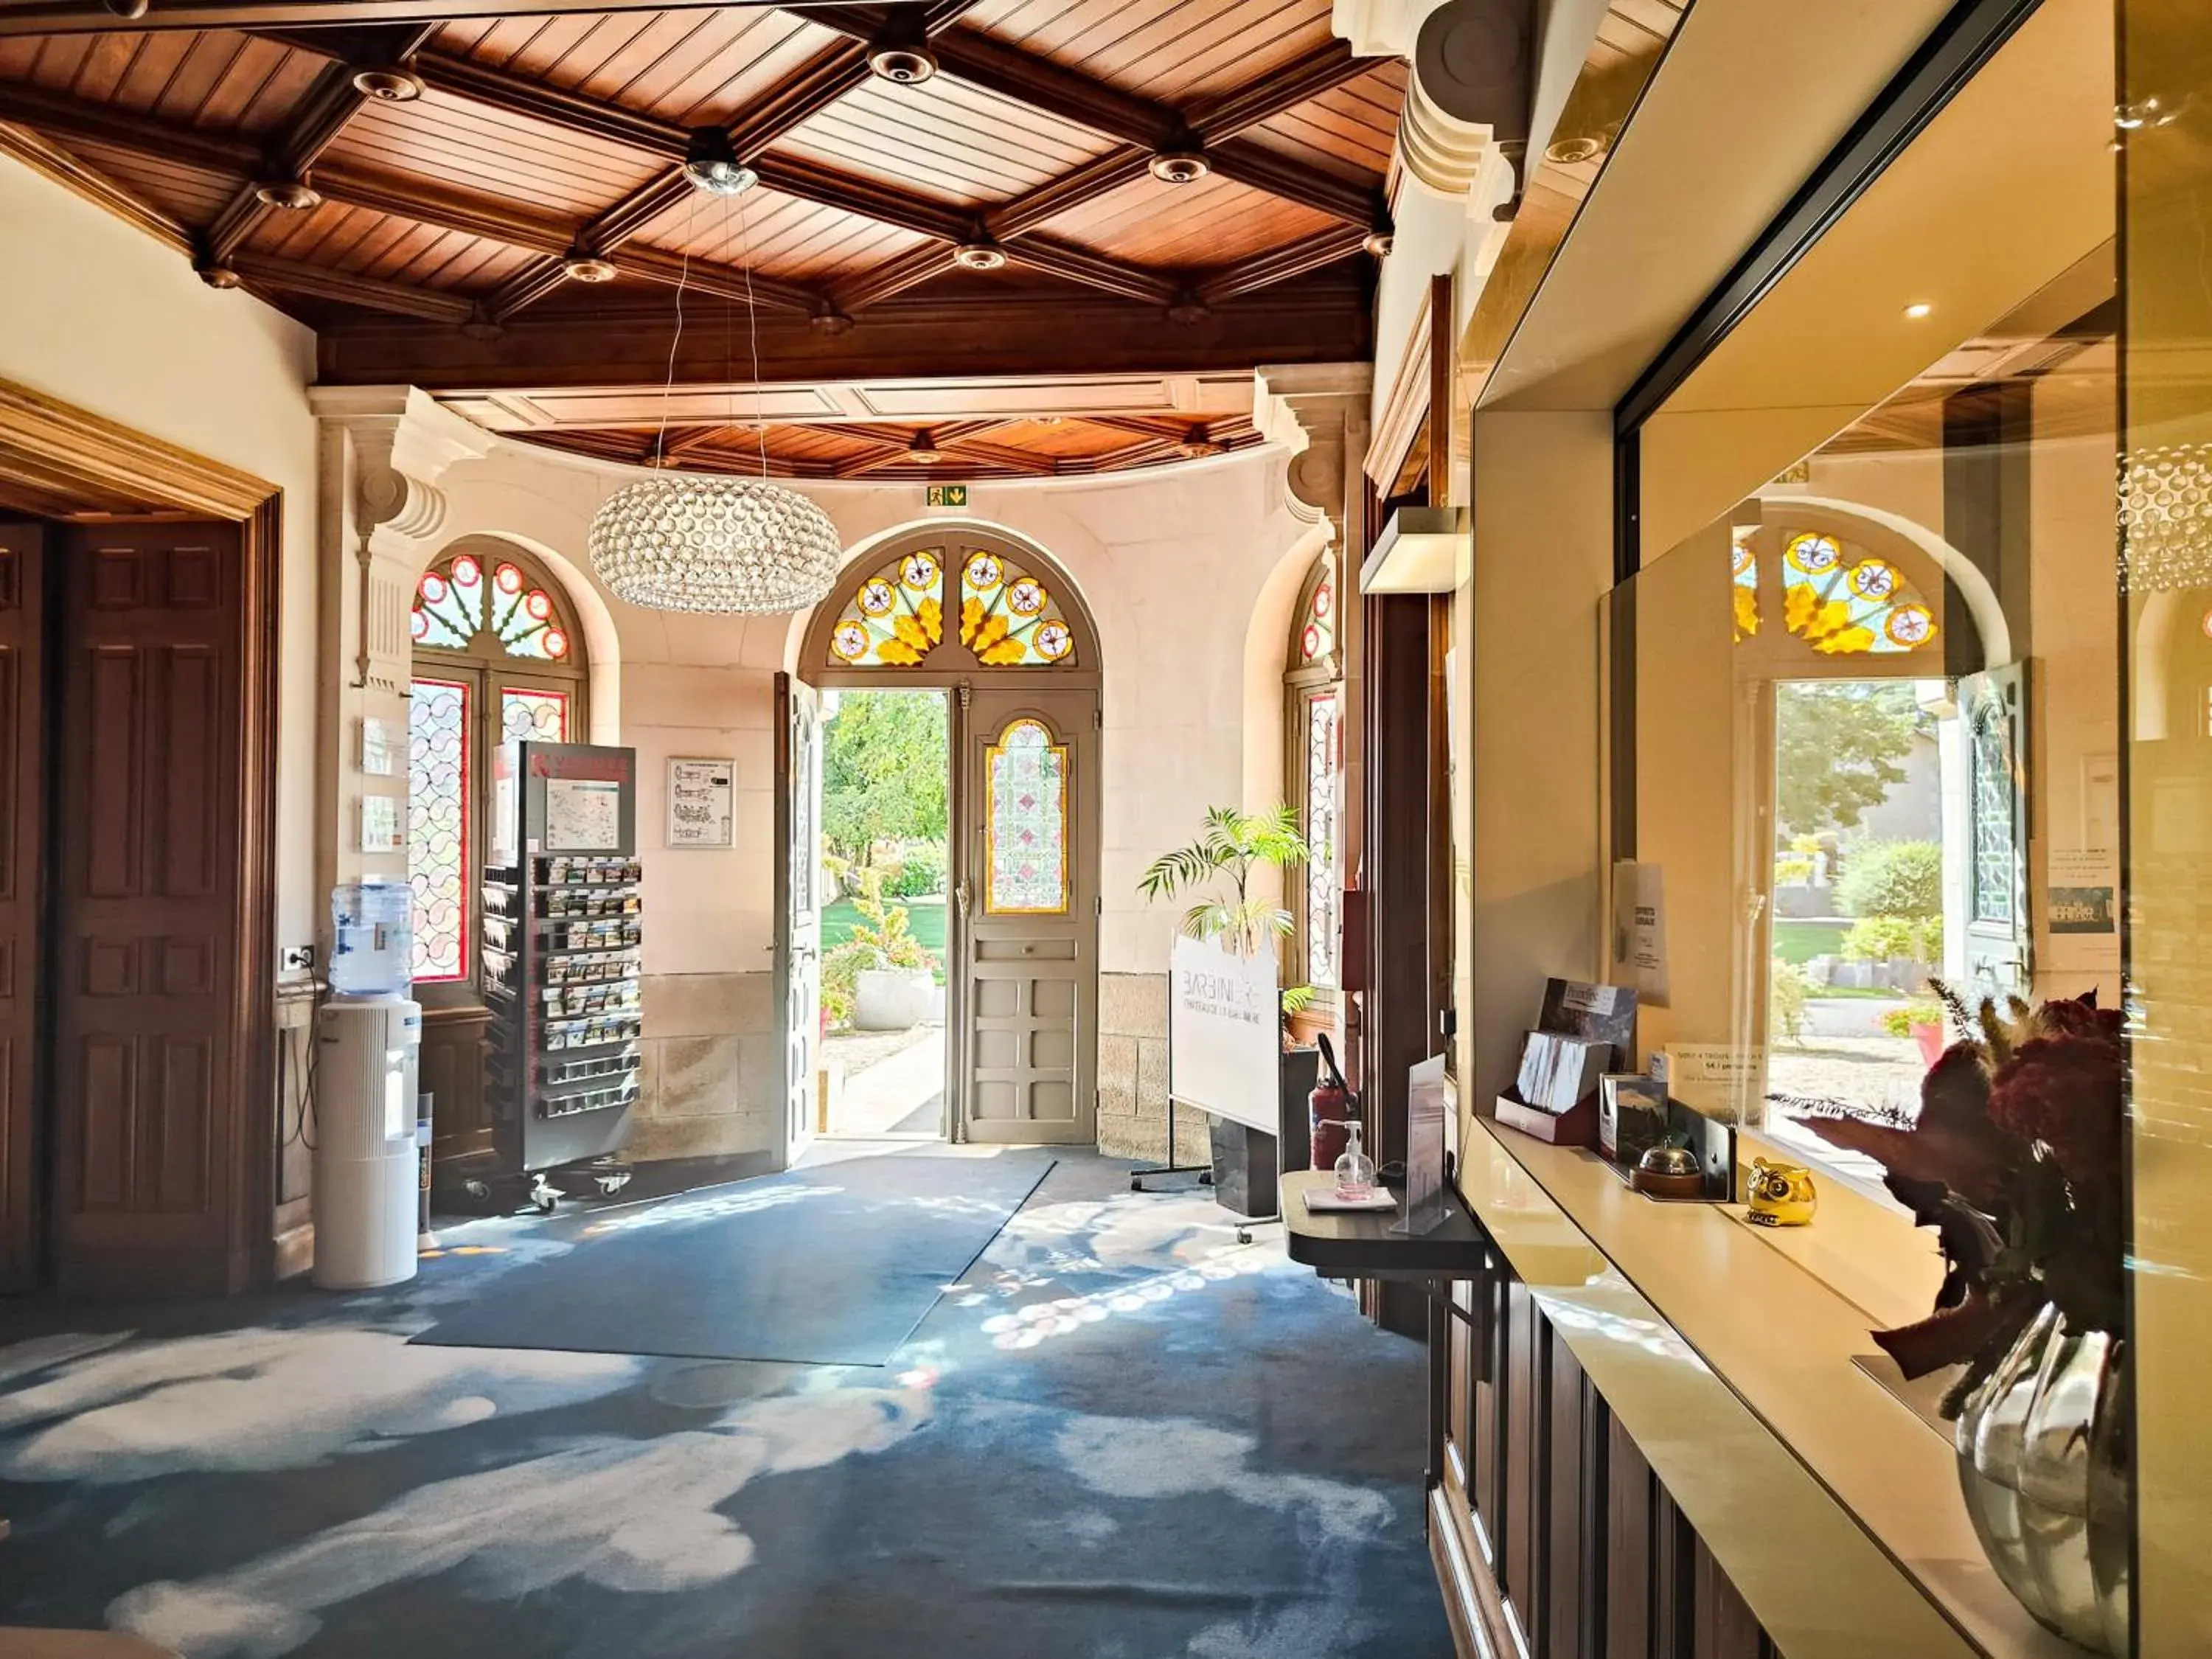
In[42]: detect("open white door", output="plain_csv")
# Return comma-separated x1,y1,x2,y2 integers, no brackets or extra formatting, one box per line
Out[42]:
1959,663,2031,999
775,672,824,1168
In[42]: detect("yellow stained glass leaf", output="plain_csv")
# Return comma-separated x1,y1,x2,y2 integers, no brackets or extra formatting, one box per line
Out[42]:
877,638,924,666
959,596,984,647
970,611,1010,656
980,636,1027,665
917,596,942,644
1733,585,1759,641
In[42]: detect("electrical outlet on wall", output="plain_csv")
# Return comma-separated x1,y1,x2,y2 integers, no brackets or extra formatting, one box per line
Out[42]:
281,945,316,974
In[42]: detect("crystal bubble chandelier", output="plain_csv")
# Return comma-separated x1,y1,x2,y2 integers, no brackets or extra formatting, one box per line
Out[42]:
586,152,843,614
589,477,841,613
2123,442,2212,593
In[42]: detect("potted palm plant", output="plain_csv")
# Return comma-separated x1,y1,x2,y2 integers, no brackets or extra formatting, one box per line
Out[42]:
1139,805,1310,1212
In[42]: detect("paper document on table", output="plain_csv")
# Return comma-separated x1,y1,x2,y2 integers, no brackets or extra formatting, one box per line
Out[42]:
1302,1189,1397,1214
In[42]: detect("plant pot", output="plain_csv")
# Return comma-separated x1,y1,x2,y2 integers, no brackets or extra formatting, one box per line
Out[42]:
1953,1304,2130,1654
1913,1019,1947,1069
853,967,932,1030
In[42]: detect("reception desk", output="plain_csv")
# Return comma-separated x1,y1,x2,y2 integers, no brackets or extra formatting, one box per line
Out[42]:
1287,1125,2079,1659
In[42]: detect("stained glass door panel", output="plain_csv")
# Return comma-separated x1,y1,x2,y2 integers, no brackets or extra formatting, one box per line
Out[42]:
957,691,1096,1145
408,677,470,981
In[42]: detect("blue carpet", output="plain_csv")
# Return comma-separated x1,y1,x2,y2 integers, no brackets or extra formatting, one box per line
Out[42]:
0,1150,1453,1658
414,1151,1054,1365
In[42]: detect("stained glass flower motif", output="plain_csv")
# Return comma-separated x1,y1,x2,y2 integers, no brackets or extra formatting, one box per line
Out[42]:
961,551,1076,666
1780,531,1938,655
828,549,945,666
1731,526,1760,641
985,718,1068,914
411,552,571,659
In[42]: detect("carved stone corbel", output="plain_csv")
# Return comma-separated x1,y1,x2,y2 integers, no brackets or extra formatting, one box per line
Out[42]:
310,386,495,692
1256,363,1374,549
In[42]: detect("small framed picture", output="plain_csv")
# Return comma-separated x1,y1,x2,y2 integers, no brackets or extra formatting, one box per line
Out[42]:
360,716,404,777
667,757,735,848
361,793,402,855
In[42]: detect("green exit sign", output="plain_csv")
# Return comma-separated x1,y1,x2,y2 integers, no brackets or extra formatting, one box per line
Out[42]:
926,484,968,507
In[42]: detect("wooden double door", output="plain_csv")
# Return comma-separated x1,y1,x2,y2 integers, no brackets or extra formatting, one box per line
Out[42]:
0,518,254,1295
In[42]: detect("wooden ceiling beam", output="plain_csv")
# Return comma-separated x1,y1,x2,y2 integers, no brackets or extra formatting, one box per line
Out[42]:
981,146,1150,242
0,1,799,37
318,274,1372,389
414,52,692,157
485,41,872,321
1183,38,1378,142
229,251,476,322
843,46,1388,317
830,242,953,311
751,153,973,244
0,79,258,175
0,116,192,257
204,25,439,266
1207,139,1382,230
1197,223,1372,304
1001,234,1179,307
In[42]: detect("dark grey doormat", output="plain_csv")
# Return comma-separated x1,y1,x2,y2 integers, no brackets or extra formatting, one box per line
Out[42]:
413,1151,1055,1366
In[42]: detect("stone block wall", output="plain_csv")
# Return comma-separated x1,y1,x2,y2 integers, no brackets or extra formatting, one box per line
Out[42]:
1096,971,1208,1164
633,970,780,1161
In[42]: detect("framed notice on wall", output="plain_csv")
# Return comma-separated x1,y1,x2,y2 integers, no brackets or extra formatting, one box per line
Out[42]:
667,756,736,848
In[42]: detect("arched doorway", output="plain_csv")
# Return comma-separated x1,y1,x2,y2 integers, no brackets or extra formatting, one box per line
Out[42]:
785,526,1104,1158
1729,499,2012,1173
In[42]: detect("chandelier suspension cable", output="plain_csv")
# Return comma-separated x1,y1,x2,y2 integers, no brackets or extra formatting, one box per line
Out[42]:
737,183,769,482
655,188,699,468
585,161,841,615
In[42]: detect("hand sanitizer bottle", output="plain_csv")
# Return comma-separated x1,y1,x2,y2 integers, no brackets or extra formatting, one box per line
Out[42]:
1333,1121,1377,1203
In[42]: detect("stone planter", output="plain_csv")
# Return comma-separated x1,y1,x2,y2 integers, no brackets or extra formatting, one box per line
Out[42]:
854,967,933,1031
1955,1304,2129,1653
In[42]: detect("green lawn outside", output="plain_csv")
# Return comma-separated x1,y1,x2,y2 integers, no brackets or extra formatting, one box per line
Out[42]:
824,895,946,953
1772,919,1848,965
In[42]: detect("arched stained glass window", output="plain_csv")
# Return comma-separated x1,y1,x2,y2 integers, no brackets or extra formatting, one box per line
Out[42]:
1779,531,1938,655
985,717,1069,914
829,549,945,666
1298,567,1337,664
811,536,1091,673
412,549,574,661
408,543,588,987
961,550,1077,666
1731,525,1760,642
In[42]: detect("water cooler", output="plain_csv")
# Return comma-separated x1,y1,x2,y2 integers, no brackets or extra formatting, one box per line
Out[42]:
315,880,422,1290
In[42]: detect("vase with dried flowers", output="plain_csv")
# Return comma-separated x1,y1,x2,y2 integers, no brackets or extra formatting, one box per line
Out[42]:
1806,985,2127,1654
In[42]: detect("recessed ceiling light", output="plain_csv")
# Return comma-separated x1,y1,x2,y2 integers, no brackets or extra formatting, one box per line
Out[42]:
908,432,946,465
254,179,323,211
563,251,619,283
352,66,424,102
953,243,1007,271
1148,150,1209,184
1904,302,1934,319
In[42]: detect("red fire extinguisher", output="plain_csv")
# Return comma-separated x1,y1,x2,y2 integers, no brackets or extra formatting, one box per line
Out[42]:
1310,1032,1357,1170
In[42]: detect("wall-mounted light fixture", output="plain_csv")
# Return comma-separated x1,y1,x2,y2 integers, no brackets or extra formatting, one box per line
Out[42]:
1358,505,1468,594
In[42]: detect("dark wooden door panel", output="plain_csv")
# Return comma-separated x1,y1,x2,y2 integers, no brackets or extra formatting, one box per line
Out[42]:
0,521,41,1293
52,522,244,1295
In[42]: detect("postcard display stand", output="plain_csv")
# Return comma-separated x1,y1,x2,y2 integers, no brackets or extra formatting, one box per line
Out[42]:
481,741,642,1201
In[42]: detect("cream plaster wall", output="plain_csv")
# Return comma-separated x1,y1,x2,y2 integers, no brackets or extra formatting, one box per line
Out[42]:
0,155,321,958
373,425,1317,1157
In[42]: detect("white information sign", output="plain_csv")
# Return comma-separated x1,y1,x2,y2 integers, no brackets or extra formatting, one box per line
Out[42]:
1167,934,1279,1135
667,756,736,848
545,777,622,851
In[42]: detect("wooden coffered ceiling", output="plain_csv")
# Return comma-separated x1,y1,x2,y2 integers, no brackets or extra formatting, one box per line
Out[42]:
0,0,1399,479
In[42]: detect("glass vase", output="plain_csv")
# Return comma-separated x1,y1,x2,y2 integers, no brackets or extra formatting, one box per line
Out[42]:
1952,1303,2129,1655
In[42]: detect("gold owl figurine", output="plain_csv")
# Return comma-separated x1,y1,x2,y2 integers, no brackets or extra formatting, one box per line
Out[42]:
1745,1158,1818,1227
